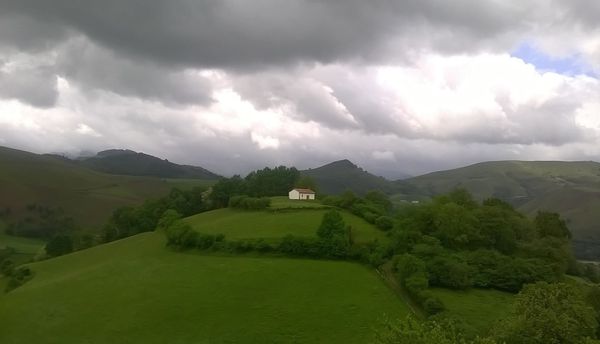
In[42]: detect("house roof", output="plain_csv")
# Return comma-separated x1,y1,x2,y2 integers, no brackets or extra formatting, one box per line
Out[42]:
292,188,316,194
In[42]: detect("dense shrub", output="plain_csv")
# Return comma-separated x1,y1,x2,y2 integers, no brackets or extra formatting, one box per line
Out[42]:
228,195,271,210
423,296,446,316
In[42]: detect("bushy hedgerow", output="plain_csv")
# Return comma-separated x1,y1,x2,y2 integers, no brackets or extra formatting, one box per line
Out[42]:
228,195,271,210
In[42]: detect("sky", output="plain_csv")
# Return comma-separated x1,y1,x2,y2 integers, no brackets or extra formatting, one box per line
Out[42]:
0,1,600,179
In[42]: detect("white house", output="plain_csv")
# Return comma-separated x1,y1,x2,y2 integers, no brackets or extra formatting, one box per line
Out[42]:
289,188,316,200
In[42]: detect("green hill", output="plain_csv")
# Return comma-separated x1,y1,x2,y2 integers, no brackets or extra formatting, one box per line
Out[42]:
76,149,221,180
403,161,600,259
0,232,409,343
184,201,388,244
301,159,397,195
0,146,171,230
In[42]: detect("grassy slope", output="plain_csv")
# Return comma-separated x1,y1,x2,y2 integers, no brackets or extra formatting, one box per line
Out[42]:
429,288,514,337
0,232,408,343
0,146,170,229
184,206,388,244
403,160,600,258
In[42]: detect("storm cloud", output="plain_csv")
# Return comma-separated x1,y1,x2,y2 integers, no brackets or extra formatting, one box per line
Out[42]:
0,0,600,178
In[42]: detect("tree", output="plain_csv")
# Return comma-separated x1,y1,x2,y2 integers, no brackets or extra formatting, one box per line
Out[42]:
535,211,571,239
295,175,318,192
45,235,74,257
157,209,183,231
317,210,346,240
495,282,598,344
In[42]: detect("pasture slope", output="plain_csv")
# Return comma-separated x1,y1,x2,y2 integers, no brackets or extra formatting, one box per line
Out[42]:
0,232,409,344
0,146,172,229
184,198,388,244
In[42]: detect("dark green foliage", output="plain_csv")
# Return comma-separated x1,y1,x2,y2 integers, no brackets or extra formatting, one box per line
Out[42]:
103,187,207,242
316,210,351,257
365,190,393,212
433,202,479,249
209,166,300,208
209,175,246,208
295,175,318,192
156,209,183,231
388,189,575,294
7,205,77,239
423,296,446,316
1,259,15,276
45,235,74,257
427,255,473,290
495,282,598,344
5,267,33,292
245,166,300,197
228,196,271,210
535,211,571,239
375,216,394,231
317,210,346,239
395,254,430,300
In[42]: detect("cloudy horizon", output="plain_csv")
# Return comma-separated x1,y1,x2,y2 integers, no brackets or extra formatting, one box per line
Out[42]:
1,1,600,178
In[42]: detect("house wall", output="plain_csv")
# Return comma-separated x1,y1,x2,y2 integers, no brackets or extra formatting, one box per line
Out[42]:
289,189,300,200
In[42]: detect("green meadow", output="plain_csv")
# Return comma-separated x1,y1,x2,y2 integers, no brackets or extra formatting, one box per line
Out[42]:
0,233,45,265
429,288,514,336
0,232,409,343
184,206,388,244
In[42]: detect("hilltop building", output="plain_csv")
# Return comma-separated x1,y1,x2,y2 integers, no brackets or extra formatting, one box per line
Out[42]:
289,188,316,200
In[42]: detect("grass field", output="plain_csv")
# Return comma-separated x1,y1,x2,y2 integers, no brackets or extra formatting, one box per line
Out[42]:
0,232,409,343
185,207,388,244
429,288,514,337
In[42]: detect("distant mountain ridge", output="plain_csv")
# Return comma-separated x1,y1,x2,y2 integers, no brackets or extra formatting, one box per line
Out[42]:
301,159,398,195
76,149,221,180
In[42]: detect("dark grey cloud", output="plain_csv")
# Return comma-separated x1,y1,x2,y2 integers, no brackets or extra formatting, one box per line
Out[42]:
55,38,214,106
0,61,58,107
0,0,534,69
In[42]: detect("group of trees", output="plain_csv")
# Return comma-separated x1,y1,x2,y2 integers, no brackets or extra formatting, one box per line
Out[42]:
210,166,301,207
5,204,77,239
322,190,394,230
388,189,575,294
0,259,32,292
103,187,207,242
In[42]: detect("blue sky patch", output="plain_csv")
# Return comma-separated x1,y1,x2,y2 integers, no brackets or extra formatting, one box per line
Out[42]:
512,41,595,77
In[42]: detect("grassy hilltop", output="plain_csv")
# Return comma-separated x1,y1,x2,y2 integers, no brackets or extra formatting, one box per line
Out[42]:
0,232,409,344
185,197,388,244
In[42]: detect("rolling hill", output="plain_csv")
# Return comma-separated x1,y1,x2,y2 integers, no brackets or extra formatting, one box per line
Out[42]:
0,232,409,343
402,161,600,259
75,149,221,180
301,159,408,195
0,146,171,230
